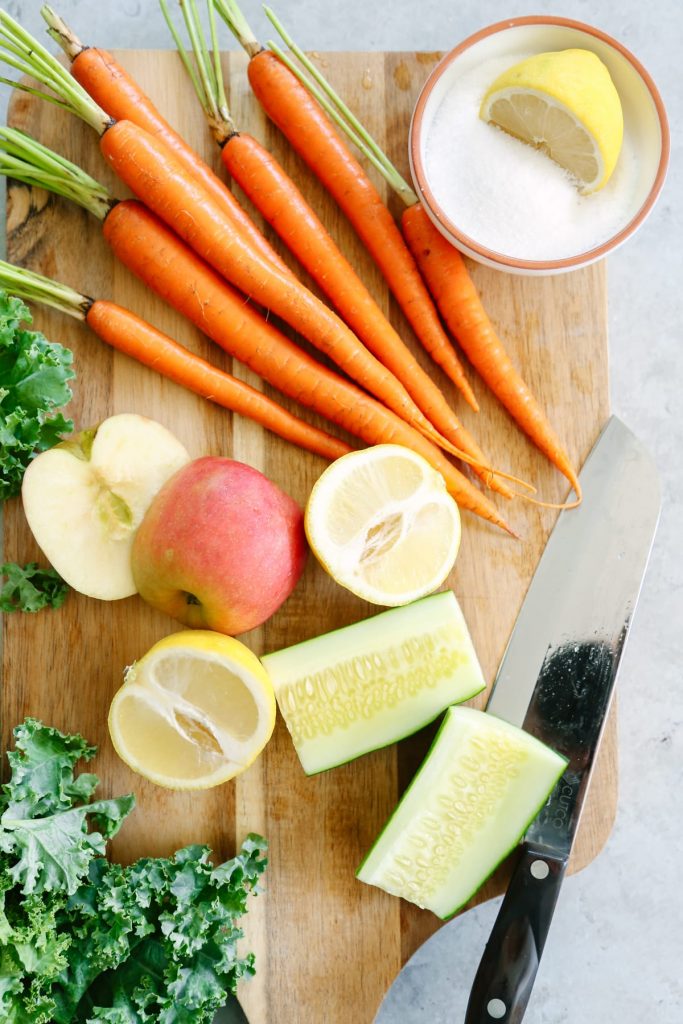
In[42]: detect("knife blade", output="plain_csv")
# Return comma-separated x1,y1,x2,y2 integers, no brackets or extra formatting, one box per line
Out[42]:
464,416,660,1024
212,998,250,1024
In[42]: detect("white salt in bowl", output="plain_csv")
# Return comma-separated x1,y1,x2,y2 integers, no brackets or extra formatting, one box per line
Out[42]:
409,16,669,275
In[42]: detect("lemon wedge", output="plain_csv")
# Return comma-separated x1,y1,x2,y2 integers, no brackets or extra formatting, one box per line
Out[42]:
305,445,461,606
480,49,623,192
109,631,276,790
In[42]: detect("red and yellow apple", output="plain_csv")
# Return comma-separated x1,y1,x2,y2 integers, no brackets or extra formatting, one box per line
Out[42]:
131,456,307,635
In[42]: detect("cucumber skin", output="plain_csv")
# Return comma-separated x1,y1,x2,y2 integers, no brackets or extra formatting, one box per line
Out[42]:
301,678,485,777
264,590,485,776
436,752,567,920
355,706,452,879
356,709,568,919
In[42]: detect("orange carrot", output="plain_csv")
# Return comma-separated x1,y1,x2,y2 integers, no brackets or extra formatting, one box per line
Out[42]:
0,255,349,460
223,39,476,408
0,20,511,529
97,118,466,457
152,0,513,495
101,200,511,532
49,8,502,485
255,12,581,500
45,7,475,464
43,7,291,277
223,135,518,494
86,301,351,461
401,204,581,496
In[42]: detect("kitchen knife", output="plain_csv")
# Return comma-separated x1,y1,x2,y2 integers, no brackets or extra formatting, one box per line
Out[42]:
464,416,660,1024
213,998,250,1024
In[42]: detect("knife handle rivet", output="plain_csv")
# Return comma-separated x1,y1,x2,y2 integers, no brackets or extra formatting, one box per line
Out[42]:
486,997,507,1019
530,859,550,880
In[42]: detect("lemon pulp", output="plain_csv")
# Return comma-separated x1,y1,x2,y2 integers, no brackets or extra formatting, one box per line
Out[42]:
109,630,276,789
305,445,461,606
480,49,623,192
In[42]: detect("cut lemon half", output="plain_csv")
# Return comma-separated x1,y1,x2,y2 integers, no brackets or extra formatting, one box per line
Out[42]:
109,631,276,790
480,49,623,193
305,445,461,606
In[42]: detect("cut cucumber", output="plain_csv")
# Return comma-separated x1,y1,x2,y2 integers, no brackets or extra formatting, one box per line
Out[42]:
357,706,567,918
261,591,485,775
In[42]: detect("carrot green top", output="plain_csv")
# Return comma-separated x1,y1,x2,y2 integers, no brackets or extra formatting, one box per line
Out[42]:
0,8,110,134
0,126,114,219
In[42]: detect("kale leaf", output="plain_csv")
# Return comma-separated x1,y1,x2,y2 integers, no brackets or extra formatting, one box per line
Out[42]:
0,720,267,1023
0,563,69,613
0,291,75,500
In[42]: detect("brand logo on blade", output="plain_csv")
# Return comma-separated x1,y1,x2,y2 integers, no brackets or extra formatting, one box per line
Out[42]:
550,780,575,831
535,771,582,842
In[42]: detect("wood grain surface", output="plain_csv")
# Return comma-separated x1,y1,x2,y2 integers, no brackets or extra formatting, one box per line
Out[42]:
2,50,616,1024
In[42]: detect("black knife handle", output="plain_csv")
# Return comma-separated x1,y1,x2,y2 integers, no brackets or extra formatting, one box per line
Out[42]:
464,843,568,1024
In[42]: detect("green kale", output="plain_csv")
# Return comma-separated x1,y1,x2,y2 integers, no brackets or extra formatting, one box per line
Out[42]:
0,720,134,897
0,291,75,500
0,563,69,613
0,720,267,1023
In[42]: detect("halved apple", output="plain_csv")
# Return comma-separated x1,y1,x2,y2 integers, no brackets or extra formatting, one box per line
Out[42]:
21,413,191,600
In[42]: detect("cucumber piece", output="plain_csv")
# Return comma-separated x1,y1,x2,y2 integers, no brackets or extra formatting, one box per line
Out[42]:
357,706,567,918
261,591,485,775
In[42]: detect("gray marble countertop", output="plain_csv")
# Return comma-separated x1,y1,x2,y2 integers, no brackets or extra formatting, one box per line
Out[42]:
1,2,681,1022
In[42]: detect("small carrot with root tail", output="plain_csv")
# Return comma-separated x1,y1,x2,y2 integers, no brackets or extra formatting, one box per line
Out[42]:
212,0,479,411
0,9,483,468
0,259,351,462
0,129,512,532
155,0,518,497
261,6,582,505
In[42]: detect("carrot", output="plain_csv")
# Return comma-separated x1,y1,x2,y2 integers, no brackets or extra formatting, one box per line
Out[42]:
42,4,291,277
401,205,582,495
102,202,512,532
225,137,517,494
159,0,513,497
97,118,464,456
0,258,351,461
0,15,471,464
261,10,581,501
0,128,511,530
212,0,477,409
88,302,352,461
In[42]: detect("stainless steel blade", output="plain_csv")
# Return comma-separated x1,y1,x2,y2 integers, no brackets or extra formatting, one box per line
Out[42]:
487,416,660,855
212,999,250,1024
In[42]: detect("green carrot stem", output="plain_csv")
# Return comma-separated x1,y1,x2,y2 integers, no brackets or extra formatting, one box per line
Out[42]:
159,0,204,101
0,259,90,319
0,76,77,120
160,0,234,143
0,127,113,220
207,0,229,115
41,5,85,60
0,9,110,134
263,7,417,206
212,0,261,57
180,0,216,117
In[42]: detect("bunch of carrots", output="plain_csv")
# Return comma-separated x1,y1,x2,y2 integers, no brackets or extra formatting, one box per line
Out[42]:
0,1,580,536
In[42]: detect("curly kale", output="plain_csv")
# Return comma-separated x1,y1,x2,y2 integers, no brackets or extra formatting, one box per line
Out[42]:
0,720,267,1023
0,563,69,613
0,290,75,500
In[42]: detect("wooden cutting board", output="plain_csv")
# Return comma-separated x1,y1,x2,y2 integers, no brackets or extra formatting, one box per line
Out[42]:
2,50,615,1024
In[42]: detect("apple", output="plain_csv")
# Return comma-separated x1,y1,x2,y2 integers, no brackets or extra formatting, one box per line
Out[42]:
21,413,190,600
131,456,307,635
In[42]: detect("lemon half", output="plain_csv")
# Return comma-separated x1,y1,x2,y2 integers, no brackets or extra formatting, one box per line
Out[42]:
480,49,623,193
305,445,461,606
109,631,276,790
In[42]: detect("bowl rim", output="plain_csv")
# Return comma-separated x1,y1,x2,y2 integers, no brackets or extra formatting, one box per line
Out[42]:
409,14,671,271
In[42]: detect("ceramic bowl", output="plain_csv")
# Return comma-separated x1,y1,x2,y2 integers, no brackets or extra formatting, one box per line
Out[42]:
409,16,670,275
